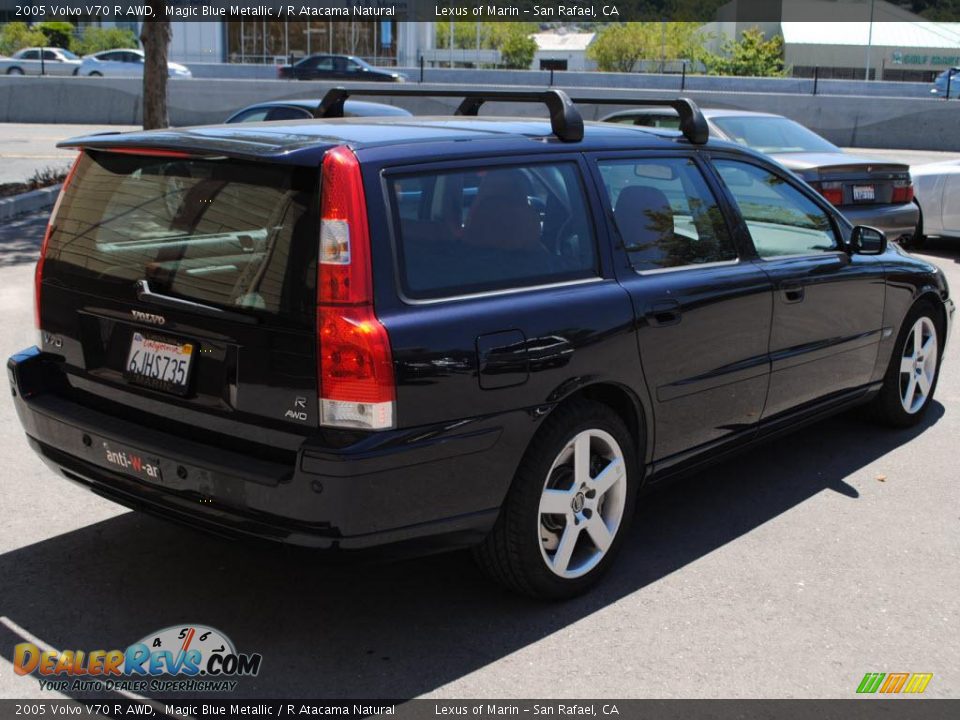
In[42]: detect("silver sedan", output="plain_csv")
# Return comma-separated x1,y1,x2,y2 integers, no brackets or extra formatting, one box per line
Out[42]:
76,49,191,78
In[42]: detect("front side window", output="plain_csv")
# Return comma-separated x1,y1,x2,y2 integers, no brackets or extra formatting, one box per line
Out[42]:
230,108,270,123
714,159,838,258
267,106,312,121
597,157,737,271
388,162,598,300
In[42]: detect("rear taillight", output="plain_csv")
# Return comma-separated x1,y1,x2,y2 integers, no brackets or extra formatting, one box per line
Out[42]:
892,180,914,204
815,181,843,206
35,152,82,334
317,146,395,430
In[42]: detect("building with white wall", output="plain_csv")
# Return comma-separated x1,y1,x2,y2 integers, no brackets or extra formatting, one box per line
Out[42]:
531,31,596,72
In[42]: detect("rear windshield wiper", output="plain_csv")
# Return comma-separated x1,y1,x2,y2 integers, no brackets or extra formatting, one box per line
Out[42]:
135,279,258,325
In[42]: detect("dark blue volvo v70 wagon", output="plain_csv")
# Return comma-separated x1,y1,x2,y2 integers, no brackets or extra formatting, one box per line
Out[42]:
8,88,954,598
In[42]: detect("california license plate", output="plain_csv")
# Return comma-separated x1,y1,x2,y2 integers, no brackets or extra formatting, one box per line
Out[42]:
124,332,194,395
853,185,875,201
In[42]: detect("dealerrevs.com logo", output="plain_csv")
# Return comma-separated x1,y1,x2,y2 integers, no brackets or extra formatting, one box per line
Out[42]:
15,625,262,693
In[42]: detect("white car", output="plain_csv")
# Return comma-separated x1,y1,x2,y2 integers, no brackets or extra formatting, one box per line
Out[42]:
77,49,191,78
911,159,960,246
0,47,81,76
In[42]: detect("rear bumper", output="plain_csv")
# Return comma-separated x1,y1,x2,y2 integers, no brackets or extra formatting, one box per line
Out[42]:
8,347,519,552
840,202,920,240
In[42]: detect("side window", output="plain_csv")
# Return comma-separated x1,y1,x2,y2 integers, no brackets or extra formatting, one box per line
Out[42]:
597,157,737,271
42,50,59,61
20,50,39,60
714,160,838,258
388,163,598,300
314,56,334,71
230,108,270,123
266,106,312,121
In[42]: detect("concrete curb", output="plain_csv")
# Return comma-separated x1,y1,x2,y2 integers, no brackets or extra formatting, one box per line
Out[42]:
0,184,61,223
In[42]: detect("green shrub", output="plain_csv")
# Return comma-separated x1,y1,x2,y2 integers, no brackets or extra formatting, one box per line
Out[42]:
35,21,74,50
74,26,139,56
0,22,48,56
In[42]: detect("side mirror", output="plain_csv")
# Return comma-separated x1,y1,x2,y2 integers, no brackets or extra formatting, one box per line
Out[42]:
850,225,886,255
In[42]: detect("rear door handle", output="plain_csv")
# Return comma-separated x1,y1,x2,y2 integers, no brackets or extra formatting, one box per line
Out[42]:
780,281,805,304
647,300,681,327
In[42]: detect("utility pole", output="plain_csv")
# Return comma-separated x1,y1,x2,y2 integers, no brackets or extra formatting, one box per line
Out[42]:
865,0,875,80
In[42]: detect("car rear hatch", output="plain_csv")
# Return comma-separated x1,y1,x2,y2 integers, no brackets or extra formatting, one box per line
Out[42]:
36,147,322,461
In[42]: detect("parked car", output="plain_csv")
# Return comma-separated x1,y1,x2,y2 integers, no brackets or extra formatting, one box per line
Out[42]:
77,48,191,78
11,89,953,600
0,47,81,76
277,54,405,82
930,67,960,98
910,159,960,246
603,108,920,242
225,98,411,123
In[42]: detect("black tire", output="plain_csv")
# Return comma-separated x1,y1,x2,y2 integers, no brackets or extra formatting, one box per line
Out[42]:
869,299,943,428
89,71,102,77
6,67,24,75
900,201,926,250
473,399,641,600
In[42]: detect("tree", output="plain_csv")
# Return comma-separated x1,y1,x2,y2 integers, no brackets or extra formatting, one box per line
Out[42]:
588,22,712,73
703,27,787,77
433,21,537,68
0,22,48,56
140,9,172,130
491,24,537,69
587,24,646,72
36,21,74,50
434,21,491,50
74,27,139,56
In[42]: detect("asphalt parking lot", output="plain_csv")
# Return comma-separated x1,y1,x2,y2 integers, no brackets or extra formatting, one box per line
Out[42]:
0,144,958,701
0,124,138,184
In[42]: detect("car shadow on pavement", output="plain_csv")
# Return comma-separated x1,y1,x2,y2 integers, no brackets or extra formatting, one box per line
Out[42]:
916,238,960,264
0,403,943,700
0,212,46,268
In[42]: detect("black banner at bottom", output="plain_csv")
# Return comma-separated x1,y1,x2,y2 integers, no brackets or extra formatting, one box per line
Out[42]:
3,699,959,720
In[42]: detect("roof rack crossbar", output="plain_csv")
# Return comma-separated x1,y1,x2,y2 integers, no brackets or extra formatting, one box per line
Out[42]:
568,96,709,145
316,86,584,142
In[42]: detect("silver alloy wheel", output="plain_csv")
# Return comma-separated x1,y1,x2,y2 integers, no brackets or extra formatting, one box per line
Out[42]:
899,316,938,414
538,428,627,579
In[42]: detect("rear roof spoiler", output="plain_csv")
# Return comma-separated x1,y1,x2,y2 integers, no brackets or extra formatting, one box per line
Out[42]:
316,87,708,146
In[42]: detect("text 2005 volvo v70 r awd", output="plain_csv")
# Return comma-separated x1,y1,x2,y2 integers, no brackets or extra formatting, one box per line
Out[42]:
9,89,954,599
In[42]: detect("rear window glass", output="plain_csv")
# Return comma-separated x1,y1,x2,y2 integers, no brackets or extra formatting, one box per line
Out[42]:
388,162,598,300
711,116,839,154
45,151,318,322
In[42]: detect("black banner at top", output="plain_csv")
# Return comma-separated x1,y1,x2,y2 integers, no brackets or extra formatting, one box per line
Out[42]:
1,0,959,23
